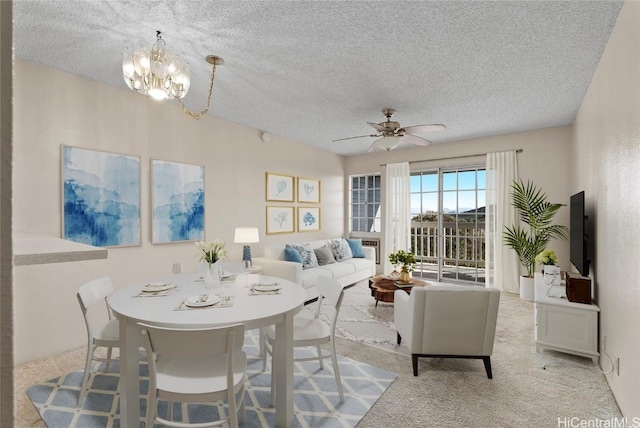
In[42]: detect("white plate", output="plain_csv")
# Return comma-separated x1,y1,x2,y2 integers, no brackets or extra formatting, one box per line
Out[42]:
185,294,220,308
141,283,173,292
254,283,281,292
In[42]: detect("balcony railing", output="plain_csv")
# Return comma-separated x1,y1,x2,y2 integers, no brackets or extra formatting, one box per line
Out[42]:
410,221,486,283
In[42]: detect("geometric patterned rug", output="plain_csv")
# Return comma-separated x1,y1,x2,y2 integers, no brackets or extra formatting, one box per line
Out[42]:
26,329,396,427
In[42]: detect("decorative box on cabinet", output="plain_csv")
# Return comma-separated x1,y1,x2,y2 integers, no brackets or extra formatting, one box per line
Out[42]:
533,273,600,364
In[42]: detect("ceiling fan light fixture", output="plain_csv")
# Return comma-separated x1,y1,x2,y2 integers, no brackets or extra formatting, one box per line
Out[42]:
122,31,222,120
375,135,401,151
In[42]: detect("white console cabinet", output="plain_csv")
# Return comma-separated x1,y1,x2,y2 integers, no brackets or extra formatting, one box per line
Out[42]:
533,273,599,364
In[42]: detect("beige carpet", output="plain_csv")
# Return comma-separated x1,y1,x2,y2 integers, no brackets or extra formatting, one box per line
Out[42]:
320,280,622,427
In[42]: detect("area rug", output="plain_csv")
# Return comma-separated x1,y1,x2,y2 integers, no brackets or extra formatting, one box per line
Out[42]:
26,330,396,427
327,280,407,355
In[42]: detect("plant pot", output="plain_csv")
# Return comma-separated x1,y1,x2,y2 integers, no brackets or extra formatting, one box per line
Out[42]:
400,269,410,282
519,276,535,302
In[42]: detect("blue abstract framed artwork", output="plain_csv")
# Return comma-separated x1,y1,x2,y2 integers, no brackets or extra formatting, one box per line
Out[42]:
151,159,205,244
62,146,141,247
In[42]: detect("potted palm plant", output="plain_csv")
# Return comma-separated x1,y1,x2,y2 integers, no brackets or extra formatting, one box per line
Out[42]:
503,180,568,301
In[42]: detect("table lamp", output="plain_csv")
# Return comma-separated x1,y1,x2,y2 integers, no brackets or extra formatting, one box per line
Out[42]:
234,226,260,265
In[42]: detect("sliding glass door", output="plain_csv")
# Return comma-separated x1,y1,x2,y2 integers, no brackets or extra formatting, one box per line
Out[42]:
410,167,486,284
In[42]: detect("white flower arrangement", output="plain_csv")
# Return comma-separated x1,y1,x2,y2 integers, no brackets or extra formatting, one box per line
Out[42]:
535,249,558,266
196,239,227,264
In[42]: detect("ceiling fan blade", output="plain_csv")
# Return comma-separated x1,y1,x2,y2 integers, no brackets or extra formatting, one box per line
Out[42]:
367,122,386,132
400,124,446,135
402,134,432,147
332,134,379,142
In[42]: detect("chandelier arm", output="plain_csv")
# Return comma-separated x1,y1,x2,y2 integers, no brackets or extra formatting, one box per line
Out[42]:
177,61,217,120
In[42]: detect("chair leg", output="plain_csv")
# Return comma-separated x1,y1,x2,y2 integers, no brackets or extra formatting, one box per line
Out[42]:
105,347,113,372
146,391,156,428
77,344,94,407
412,354,419,376
317,345,324,369
228,389,238,428
397,332,402,345
239,384,247,423
483,356,493,379
330,341,344,402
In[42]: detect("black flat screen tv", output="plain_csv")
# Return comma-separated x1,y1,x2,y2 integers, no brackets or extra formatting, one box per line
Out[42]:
570,191,589,277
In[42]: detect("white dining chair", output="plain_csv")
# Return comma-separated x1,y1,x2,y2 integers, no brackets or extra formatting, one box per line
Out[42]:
139,322,247,428
76,276,120,407
263,275,345,404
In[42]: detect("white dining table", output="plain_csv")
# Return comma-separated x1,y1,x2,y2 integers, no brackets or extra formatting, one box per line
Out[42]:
107,273,305,427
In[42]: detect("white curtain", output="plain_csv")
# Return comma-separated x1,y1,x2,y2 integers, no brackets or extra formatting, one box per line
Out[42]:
485,151,520,293
384,162,411,274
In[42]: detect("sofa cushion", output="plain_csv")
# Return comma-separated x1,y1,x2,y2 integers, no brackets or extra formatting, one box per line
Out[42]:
345,238,365,258
289,243,318,269
329,238,353,262
314,245,336,266
342,257,375,272
284,244,303,263
316,262,356,278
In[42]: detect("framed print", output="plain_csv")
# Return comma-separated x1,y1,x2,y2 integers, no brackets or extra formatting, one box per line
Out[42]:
266,206,295,234
298,206,320,232
297,177,320,203
266,172,294,202
62,145,141,247
151,159,205,244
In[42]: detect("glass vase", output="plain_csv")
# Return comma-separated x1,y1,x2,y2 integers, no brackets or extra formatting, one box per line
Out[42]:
204,261,222,290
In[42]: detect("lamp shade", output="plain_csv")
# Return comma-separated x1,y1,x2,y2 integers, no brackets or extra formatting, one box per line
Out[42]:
234,227,260,244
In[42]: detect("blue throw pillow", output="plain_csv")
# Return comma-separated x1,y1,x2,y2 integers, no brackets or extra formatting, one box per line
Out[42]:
283,244,303,263
346,238,365,258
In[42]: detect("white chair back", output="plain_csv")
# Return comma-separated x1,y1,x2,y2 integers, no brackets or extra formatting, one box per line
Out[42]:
77,276,113,313
139,323,245,358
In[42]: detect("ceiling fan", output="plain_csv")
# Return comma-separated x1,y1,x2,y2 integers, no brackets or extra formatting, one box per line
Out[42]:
333,108,446,152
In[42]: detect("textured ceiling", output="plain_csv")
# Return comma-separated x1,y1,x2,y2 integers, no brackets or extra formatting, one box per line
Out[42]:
14,1,623,156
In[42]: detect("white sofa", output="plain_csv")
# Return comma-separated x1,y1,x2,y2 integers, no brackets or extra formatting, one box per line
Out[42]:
253,239,376,304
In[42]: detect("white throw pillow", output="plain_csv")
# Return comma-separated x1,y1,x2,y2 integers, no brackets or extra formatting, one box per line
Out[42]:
329,238,353,262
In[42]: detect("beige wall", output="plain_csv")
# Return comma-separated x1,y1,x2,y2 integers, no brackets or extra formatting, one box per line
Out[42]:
345,125,573,284
573,0,640,418
13,59,345,364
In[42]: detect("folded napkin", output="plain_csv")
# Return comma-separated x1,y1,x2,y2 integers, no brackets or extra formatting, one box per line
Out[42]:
134,286,176,298
249,289,281,296
174,296,235,311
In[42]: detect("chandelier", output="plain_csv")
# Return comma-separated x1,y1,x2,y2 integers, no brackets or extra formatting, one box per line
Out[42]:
122,31,223,120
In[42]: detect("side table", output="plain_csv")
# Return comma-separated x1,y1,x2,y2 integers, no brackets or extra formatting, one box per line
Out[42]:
368,275,429,307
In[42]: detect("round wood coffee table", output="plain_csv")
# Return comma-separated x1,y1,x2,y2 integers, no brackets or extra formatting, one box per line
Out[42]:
368,275,429,307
